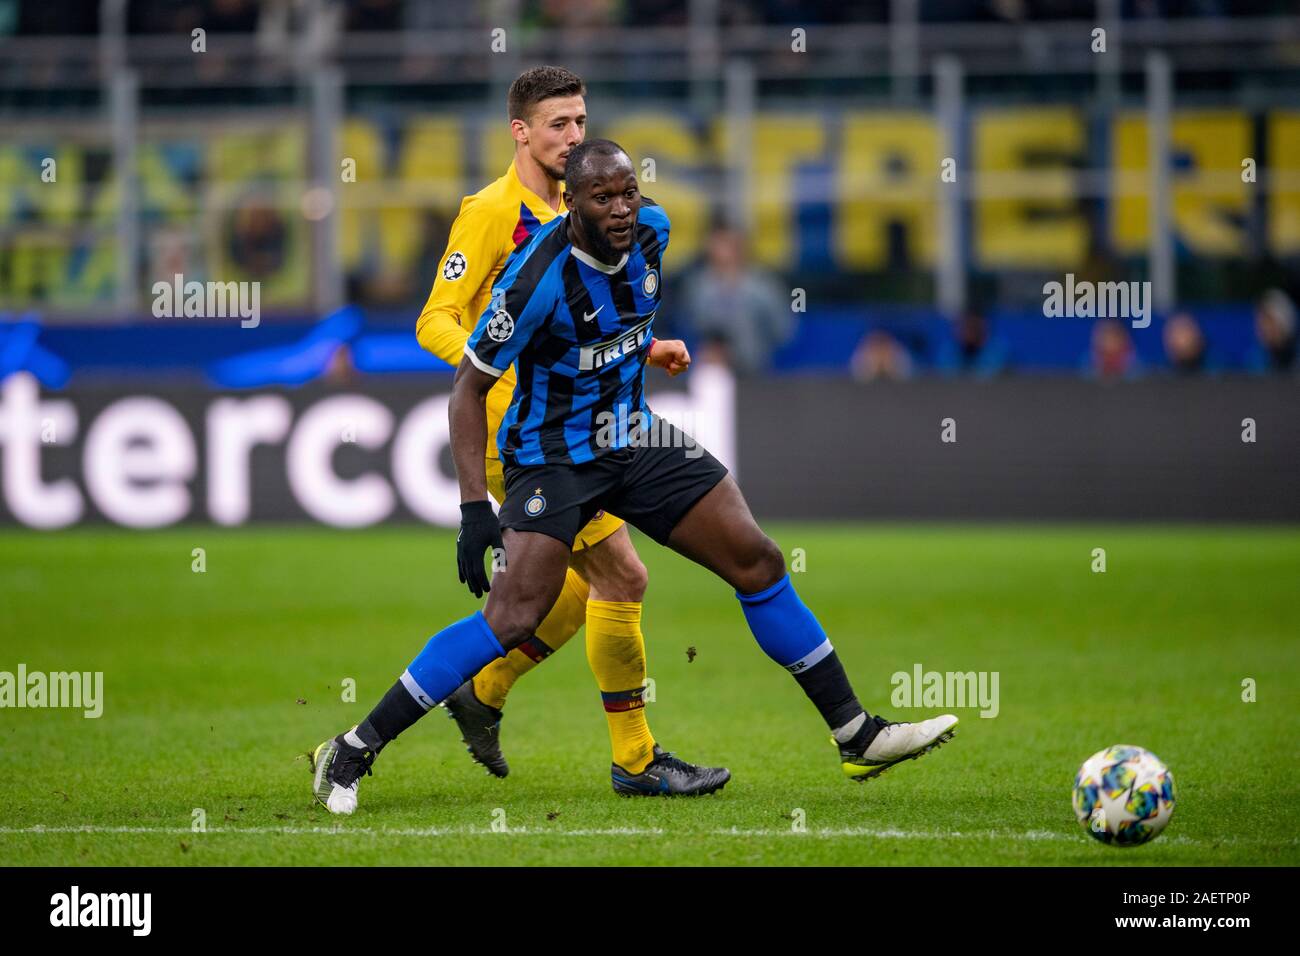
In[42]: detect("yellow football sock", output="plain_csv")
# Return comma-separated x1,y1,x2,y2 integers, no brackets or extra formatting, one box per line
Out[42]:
471,567,590,711
586,599,656,774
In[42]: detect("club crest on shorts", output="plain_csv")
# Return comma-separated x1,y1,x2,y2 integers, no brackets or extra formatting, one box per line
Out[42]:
524,488,547,516
486,309,515,342
642,269,658,297
442,251,467,281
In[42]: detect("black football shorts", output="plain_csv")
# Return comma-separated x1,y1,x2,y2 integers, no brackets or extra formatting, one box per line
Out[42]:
498,422,729,548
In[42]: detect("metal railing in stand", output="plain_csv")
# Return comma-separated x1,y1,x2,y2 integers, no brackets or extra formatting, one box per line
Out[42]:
2,15,1298,87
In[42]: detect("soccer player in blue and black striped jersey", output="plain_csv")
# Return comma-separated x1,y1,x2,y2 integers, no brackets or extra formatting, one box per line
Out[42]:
310,140,958,814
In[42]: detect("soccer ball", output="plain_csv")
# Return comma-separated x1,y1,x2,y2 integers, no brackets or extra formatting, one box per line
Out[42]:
1072,745,1176,847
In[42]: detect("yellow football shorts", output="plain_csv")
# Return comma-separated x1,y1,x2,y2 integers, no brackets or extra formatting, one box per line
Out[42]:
485,456,623,552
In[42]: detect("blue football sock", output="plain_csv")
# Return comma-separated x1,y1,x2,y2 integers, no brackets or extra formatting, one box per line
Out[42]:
736,574,833,672
736,575,864,731
399,611,506,710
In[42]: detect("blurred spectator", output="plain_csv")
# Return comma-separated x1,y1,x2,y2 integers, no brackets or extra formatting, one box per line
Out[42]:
720,1,889,25
403,0,480,29
1162,311,1211,375
936,308,1010,377
1248,289,1297,374
17,0,98,33
128,1,202,34
206,0,260,32
1127,1,1239,17
851,329,913,382
347,0,401,31
682,225,793,374
259,0,344,63
527,0,619,29
623,0,688,27
1086,319,1141,380
325,342,358,386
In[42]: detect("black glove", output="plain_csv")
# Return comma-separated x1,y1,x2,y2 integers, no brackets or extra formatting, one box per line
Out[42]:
457,500,504,598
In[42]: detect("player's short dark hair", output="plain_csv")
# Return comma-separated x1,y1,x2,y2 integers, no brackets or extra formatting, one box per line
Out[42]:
508,66,586,123
564,139,631,193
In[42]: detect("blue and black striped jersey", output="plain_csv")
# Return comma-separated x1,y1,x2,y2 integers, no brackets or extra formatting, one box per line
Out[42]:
464,200,669,467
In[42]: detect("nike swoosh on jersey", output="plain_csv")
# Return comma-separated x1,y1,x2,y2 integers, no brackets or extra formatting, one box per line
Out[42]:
583,306,604,322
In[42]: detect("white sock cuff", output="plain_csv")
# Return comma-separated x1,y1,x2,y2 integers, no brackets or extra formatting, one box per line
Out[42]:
785,638,834,674
399,669,434,711
833,711,868,744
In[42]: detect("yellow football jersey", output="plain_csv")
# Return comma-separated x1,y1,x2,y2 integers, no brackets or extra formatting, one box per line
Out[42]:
416,161,566,459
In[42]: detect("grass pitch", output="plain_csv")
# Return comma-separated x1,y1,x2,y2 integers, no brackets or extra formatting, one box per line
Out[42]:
1,524,1297,866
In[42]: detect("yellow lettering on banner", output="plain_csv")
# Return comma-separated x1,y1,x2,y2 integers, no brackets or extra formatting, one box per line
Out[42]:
72,238,118,303
600,114,705,263
836,112,940,270
209,127,303,182
975,108,1086,268
0,146,87,301
1268,113,1300,255
138,145,194,224
0,147,25,225
339,118,385,270
46,147,84,227
208,127,309,304
31,157,108,305
73,173,123,303
1111,111,1250,255
0,146,84,228
391,117,464,272
724,116,825,266
6,234,69,301
89,161,120,228
0,147,35,228
1111,116,1152,253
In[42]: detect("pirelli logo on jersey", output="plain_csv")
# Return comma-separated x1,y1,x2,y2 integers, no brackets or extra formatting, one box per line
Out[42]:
578,314,655,371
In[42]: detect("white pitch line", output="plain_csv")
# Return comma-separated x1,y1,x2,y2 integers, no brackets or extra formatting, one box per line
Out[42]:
0,824,1268,847
2,825,666,838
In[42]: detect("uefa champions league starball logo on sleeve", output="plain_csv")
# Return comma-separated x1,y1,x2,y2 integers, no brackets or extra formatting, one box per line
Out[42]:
442,251,467,281
486,309,515,342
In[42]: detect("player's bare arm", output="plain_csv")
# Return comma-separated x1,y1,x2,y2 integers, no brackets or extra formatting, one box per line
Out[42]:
448,355,498,505
449,356,503,597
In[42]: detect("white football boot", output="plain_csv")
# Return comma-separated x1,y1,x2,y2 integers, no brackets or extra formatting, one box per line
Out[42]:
838,714,959,781
310,728,377,814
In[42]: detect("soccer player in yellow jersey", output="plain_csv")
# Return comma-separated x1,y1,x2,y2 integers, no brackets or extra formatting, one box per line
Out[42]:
413,66,727,795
